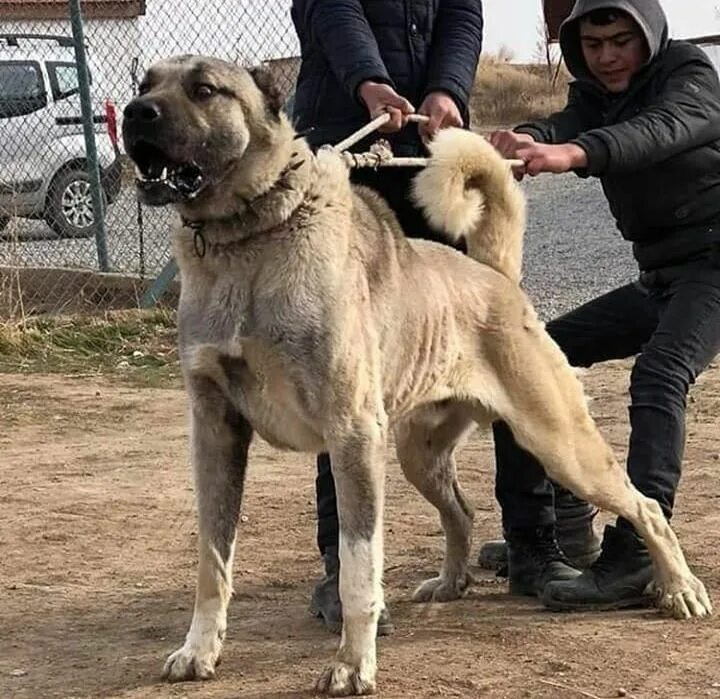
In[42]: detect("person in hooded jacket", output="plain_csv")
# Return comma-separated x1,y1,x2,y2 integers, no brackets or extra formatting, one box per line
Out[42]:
479,0,720,611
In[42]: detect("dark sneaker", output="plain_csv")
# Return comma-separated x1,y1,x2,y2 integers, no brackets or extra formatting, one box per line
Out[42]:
310,547,394,635
507,525,582,597
542,524,655,612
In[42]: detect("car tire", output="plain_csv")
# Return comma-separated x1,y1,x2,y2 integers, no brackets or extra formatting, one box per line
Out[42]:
45,167,107,239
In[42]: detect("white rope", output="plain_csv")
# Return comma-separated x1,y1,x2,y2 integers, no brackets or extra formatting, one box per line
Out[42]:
329,112,524,170
332,113,429,152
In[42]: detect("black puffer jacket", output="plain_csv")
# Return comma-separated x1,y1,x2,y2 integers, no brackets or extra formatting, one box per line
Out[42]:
515,0,720,270
291,0,483,157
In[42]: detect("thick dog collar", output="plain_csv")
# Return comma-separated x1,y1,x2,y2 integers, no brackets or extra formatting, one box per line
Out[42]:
179,151,312,258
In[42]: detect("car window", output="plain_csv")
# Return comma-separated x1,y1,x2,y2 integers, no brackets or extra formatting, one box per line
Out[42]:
47,61,91,101
0,61,46,117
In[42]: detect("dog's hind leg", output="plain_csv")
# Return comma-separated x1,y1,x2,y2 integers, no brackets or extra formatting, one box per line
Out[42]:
485,322,712,620
316,413,386,697
163,376,252,682
395,404,476,603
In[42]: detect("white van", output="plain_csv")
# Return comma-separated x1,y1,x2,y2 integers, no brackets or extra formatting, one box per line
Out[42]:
0,33,122,237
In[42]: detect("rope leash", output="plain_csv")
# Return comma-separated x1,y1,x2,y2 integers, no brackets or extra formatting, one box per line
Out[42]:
328,113,524,170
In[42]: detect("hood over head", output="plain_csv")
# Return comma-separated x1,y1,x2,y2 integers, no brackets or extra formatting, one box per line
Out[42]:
559,0,669,84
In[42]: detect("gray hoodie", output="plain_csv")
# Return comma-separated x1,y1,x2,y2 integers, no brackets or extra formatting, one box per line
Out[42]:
559,0,669,86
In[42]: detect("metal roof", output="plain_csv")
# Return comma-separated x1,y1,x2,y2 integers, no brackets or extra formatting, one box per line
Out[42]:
687,34,720,46
544,0,576,42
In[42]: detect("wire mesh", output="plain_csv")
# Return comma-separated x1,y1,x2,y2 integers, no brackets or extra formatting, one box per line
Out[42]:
0,0,299,316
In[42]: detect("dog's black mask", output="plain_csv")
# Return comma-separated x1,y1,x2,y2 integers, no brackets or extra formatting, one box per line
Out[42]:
122,96,206,206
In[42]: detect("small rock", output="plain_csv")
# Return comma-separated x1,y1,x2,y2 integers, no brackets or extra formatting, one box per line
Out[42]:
617,690,627,697
10,669,27,678
240,515,249,523
132,350,143,358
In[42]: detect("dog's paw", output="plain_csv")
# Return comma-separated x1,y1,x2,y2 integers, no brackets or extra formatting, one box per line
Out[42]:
315,660,376,696
656,574,713,619
411,573,472,603
162,642,220,682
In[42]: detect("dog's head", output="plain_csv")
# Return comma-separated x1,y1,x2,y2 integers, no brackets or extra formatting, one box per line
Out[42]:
121,56,287,208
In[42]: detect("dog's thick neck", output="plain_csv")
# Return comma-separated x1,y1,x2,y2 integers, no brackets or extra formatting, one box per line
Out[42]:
174,123,315,256
176,113,303,223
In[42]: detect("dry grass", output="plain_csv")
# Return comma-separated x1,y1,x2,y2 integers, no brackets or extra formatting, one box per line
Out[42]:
0,308,180,387
471,55,571,128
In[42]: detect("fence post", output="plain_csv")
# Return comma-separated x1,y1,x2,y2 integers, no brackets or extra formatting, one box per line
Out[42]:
141,258,178,308
67,0,110,272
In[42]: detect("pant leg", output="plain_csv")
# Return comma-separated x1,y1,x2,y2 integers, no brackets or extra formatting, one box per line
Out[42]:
496,282,660,532
618,261,720,531
316,452,339,556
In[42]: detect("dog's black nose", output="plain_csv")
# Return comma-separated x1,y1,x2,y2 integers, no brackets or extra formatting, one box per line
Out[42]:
123,98,162,123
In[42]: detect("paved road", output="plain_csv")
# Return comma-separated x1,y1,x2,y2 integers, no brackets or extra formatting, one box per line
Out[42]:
1,173,638,318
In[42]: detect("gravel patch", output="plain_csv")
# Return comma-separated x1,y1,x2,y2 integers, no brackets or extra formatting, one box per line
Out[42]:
521,172,637,321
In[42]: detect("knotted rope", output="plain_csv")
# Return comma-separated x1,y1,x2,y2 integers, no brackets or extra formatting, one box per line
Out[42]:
327,113,524,170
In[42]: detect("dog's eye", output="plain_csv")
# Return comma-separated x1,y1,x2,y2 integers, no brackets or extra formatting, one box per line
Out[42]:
194,84,216,100
138,82,151,95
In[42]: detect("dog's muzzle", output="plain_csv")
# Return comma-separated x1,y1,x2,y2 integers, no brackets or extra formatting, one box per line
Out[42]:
122,96,206,205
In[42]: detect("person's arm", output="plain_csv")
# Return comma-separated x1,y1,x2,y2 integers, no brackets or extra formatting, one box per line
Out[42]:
299,0,392,102
513,82,594,144
571,51,720,175
297,0,414,131
422,0,484,118
488,83,592,176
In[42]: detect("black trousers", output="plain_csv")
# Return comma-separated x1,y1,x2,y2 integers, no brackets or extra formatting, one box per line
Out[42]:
315,166,465,555
496,256,720,536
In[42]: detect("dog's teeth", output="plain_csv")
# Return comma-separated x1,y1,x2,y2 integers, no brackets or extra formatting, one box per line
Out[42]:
161,167,168,181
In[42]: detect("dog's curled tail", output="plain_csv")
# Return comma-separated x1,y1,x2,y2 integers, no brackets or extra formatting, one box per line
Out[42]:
412,128,526,285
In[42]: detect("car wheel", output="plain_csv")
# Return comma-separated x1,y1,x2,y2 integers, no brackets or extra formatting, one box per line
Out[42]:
45,168,107,239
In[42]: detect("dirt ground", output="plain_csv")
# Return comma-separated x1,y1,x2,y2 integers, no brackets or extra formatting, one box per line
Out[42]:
2,361,720,699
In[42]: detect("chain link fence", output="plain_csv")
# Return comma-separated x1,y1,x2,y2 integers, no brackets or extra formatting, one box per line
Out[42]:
0,0,300,317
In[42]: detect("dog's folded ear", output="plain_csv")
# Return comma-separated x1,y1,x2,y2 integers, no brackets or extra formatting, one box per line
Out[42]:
249,66,284,118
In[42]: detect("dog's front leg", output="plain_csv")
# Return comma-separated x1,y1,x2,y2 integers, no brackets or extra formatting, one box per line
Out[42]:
163,376,252,682
316,415,386,697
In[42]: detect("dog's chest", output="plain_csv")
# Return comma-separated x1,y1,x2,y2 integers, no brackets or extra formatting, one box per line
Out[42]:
180,291,325,453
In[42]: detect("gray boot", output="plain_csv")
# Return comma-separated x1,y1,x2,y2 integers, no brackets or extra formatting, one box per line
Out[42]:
310,546,394,636
477,539,508,571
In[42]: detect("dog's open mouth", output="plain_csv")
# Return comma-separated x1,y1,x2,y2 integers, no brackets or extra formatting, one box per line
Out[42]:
130,140,205,200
